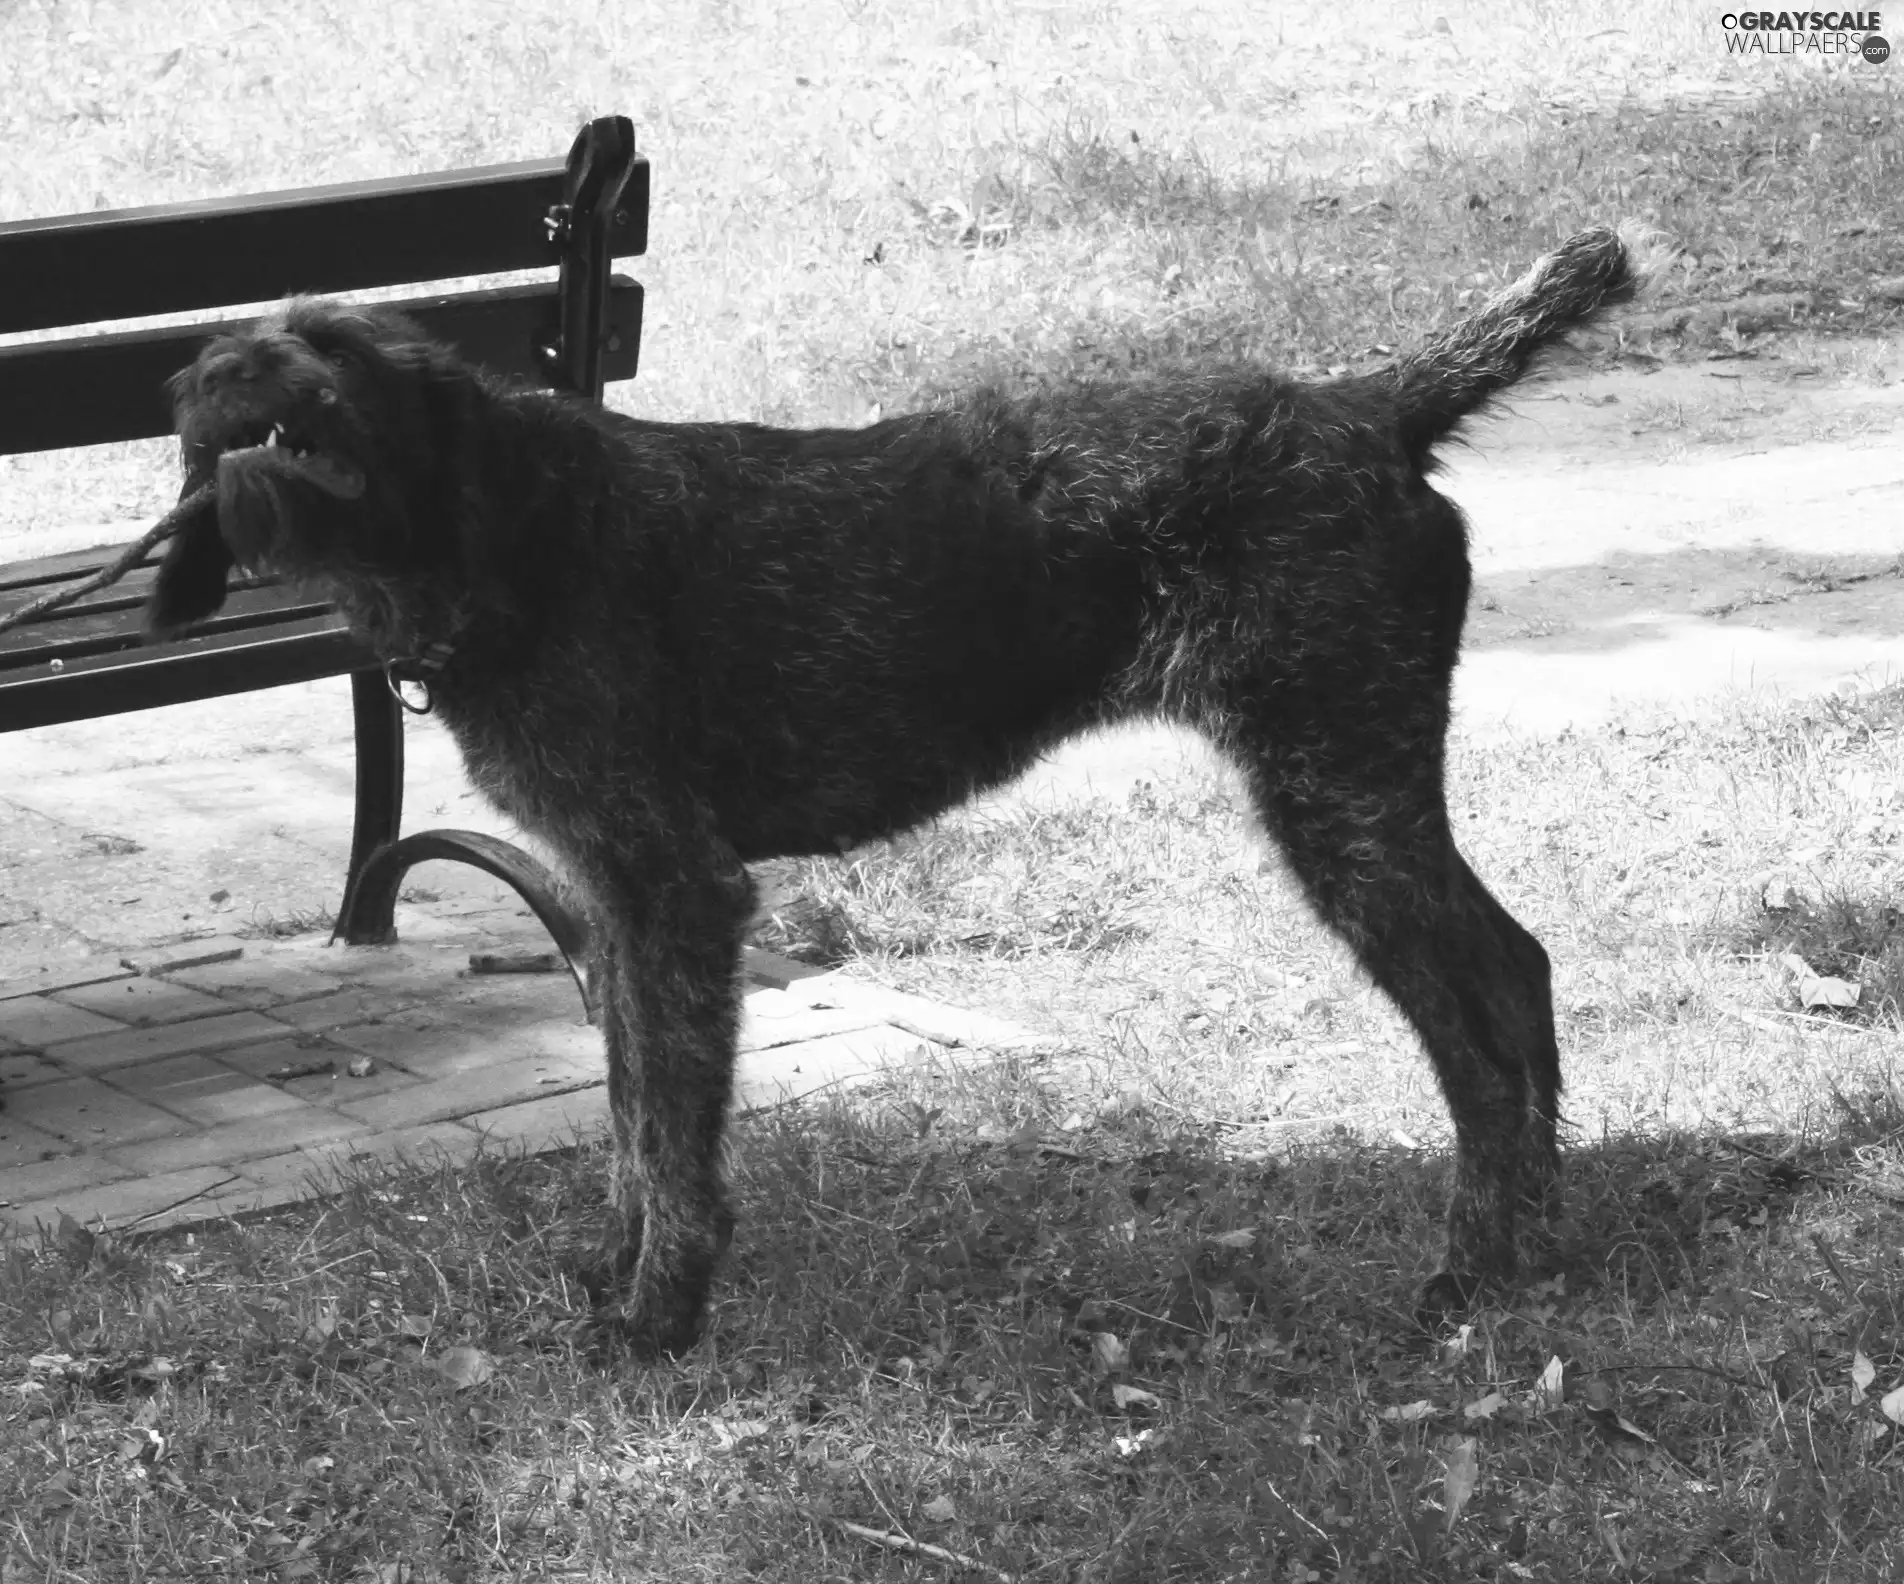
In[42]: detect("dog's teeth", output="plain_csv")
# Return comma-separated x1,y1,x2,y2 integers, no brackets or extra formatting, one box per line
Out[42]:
266,426,282,448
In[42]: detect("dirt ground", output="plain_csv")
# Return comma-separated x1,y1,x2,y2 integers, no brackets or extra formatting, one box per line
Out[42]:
2,336,1901,972
1450,337,1903,728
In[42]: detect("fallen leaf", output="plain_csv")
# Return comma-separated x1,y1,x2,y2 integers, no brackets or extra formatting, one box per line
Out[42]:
1206,1285,1246,1322
1439,1323,1474,1364
1463,1391,1507,1421
921,1495,957,1523
1533,1355,1566,1412
1880,1384,1904,1425
1584,1406,1657,1446
432,1346,494,1389
1112,1383,1162,1411
1852,1352,1876,1405
1209,1228,1256,1249
1442,1437,1479,1528
1380,1400,1437,1423
1091,1333,1130,1372
1782,952,1860,1009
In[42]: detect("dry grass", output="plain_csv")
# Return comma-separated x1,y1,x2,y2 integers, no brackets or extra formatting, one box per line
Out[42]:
6,2,1904,1579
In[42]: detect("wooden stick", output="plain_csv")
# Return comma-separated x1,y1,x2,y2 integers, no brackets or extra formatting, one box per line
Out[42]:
0,483,212,639
813,1513,1017,1582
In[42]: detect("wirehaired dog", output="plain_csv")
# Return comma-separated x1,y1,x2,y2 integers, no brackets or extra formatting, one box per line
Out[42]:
150,225,1652,1357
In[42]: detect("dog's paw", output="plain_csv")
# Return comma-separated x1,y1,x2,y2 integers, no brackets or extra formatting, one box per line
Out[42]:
592,1285,710,1363
145,489,234,634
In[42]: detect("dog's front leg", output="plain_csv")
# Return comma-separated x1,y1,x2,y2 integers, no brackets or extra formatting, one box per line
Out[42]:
586,846,753,1359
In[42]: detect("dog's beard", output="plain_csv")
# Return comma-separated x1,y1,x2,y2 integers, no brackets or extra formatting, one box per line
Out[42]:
212,442,366,571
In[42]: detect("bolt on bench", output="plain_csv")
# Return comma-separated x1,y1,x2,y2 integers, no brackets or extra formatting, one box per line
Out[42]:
0,116,646,1014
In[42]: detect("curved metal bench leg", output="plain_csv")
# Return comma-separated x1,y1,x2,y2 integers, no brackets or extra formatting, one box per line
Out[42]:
336,827,595,1017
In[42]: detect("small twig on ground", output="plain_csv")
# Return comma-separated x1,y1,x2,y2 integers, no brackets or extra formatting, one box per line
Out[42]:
1811,1232,1858,1303
1147,1089,1363,1131
813,1513,1017,1583
0,483,210,639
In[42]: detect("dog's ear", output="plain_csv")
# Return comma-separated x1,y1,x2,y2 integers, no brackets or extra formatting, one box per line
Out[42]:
145,487,234,635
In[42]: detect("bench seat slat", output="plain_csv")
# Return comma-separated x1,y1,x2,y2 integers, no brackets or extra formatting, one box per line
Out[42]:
0,614,371,731
2,581,336,667
0,157,646,336
0,278,643,455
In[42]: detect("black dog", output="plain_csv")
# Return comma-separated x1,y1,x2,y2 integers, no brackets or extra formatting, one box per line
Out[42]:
151,225,1651,1356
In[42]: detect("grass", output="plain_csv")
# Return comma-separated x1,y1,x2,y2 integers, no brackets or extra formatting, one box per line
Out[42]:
4,1,1904,1578
2,0,1902,543
7,687,1904,1582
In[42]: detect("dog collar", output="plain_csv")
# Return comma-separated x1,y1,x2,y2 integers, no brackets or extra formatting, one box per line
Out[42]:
383,639,457,716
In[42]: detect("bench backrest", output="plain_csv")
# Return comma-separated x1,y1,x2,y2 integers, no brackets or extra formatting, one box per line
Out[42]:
0,115,648,455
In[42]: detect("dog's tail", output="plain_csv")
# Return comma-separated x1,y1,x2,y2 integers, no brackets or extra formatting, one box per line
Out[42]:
1384,222,1668,465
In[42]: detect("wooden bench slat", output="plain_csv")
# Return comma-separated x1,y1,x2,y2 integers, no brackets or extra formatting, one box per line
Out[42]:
0,157,647,337
2,582,337,667
0,615,371,731
0,278,644,455
0,543,170,592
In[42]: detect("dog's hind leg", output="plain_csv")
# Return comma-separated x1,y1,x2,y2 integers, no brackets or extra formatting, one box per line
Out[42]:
584,826,756,1357
1224,703,1559,1321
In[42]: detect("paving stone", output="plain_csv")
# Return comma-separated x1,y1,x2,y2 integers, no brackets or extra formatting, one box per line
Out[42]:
235,1121,481,1193
136,1176,312,1231
324,1018,488,1068
4,1077,190,1148
1,995,129,1050
164,955,347,1009
119,937,246,975
300,943,462,990
418,1018,600,1080
815,976,1059,1052
334,1048,603,1129
101,1053,314,1128
0,964,136,1002
0,1113,73,1170
387,909,508,943
53,1011,292,1075
741,947,827,988
55,976,235,1027
431,973,584,1028
0,1152,129,1215
738,991,884,1053
733,1024,944,1114
4,1164,243,1233
333,1017,599,1083
217,1035,422,1103
267,985,442,1033
103,1107,369,1177
0,1049,64,1091
463,1086,611,1154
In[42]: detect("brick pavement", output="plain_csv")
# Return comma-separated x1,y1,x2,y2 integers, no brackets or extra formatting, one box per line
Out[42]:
0,910,1053,1239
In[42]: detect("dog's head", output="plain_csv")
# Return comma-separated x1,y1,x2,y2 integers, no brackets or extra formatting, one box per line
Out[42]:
147,298,475,634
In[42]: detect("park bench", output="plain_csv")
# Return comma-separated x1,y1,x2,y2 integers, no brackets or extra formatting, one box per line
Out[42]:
0,116,648,1013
